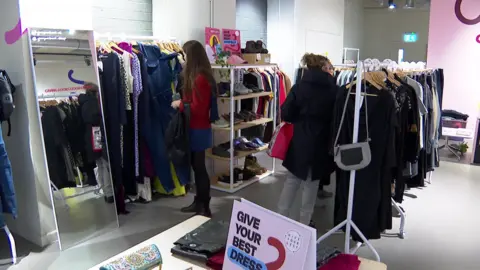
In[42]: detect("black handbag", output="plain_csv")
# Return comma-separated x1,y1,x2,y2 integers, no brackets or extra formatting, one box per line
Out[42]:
0,70,15,136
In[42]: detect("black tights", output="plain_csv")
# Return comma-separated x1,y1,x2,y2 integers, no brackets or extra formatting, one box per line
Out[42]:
191,151,210,202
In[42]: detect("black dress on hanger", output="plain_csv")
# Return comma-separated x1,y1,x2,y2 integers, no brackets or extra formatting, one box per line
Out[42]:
333,84,396,241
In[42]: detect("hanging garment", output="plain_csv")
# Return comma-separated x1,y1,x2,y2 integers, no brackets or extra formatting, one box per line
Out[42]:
333,85,396,241
99,52,127,213
41,106,75,189
137,43,188,191
0,123,16,226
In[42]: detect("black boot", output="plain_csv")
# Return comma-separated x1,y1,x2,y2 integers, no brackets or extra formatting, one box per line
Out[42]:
196,197,212,217
181,196,200,213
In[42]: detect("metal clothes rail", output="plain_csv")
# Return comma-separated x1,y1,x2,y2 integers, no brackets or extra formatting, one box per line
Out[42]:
316,61,381,261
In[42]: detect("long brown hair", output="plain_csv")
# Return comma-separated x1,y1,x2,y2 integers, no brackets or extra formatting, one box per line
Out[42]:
181,40,214,97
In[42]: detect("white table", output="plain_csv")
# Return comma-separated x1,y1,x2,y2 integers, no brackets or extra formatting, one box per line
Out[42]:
90,216,387,270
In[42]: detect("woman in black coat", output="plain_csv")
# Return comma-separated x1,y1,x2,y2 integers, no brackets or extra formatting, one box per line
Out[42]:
277,53,337,225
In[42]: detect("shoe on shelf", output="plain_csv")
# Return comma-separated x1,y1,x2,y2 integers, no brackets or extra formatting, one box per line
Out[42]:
212,118,229,128
212,146,236,158
252,137,266,146
234,83,252,95
317,190,333,199
244,155,268,175
222,114,243,125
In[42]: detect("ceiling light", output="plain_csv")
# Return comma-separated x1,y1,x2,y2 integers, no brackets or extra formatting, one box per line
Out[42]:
404,0,415,8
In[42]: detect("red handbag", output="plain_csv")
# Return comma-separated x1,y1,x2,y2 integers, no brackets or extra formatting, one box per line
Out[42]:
267,122,293,160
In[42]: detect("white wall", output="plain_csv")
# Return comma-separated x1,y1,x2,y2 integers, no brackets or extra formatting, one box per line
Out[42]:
236,0,268,47
34,56,98,96
152,0,236,42
343,0,364,61
92,0,152,35
363,8,430,62
294,0,345,66
0,0,58,247
268,0,345,79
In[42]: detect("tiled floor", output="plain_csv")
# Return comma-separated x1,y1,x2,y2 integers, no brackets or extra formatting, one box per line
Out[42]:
1,160,479,270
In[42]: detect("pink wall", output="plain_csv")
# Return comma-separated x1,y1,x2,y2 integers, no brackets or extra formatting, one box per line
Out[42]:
427,0,480,129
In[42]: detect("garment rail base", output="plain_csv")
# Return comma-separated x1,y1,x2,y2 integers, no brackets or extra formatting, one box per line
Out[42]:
2,225,17,265
391,198,406,239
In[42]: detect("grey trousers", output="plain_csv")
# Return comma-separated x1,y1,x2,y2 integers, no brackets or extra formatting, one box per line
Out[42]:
96,157,114,197
277,171,320,225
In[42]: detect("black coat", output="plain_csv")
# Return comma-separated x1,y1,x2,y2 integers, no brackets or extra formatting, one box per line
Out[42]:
78,92,104,163
282,69,337,181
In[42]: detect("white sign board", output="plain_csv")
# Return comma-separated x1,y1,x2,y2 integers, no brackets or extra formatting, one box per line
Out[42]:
223,199,316,270
442,127,474,138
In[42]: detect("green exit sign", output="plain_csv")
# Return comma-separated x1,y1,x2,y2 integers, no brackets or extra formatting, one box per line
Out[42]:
404,32,418,43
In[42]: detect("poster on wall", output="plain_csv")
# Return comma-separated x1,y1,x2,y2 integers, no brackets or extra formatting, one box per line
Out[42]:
205,27,222,63
223,199,316,270
222,29,241,55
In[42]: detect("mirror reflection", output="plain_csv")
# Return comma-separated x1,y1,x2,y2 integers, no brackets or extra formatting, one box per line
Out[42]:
30,28,118,249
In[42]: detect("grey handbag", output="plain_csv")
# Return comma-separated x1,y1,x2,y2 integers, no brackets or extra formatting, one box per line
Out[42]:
333,77,372,171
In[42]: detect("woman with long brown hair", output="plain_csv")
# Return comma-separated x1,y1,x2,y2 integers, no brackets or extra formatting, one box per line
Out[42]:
171,40,217,217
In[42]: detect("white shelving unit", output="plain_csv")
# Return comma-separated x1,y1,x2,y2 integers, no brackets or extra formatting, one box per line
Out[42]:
209,64,278,193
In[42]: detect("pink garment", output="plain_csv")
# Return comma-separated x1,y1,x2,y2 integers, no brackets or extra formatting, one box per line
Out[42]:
319,254,361,270
118,42,133,53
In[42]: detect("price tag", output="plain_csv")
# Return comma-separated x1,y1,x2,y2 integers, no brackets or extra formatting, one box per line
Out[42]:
91,126,103,152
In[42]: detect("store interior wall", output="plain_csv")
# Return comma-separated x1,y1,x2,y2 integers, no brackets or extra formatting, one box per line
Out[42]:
92,0,153,36
152,0,236,43
363,8,430,62
343,0,364,61
0,0,58,248
236,0,268,47
294,0,345,65
427,0,480,130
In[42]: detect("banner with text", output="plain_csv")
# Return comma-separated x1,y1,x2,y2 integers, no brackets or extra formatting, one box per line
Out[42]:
223,199,316,270
205,27,222,63
222,29,241,55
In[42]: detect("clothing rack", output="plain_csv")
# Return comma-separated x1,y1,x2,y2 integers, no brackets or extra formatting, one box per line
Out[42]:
2,225,17,265
317,61,381,261
38,92,83,99
94,32,180,43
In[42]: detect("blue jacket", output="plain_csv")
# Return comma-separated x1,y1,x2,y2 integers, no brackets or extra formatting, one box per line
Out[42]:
0,124,16,226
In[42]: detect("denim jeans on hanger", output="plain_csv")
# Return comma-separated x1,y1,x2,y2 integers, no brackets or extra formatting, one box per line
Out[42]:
0,124,16,227
137,43,189,191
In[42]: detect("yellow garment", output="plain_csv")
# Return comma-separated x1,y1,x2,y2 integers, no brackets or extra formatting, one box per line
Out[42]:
153,163,186,196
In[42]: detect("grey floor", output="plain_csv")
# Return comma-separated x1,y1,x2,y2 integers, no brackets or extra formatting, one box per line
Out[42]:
1,160,479,270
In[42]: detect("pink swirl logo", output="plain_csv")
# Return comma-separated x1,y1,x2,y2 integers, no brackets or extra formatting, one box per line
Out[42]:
454,0,480,43
4,18,27,45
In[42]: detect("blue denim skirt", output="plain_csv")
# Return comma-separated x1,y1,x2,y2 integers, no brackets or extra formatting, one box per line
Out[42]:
190,128,213,152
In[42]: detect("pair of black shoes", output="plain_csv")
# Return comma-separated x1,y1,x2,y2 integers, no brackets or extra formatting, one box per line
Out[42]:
181,196,212,217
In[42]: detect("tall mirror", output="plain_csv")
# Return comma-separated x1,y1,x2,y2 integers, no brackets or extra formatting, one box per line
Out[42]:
29,28,118,249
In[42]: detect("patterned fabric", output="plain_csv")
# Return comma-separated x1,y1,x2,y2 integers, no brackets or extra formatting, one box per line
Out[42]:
100,244,162,270
122,53,133,110
131,54,143,177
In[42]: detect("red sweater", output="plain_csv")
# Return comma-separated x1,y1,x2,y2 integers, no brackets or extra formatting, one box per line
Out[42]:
179,74,212,129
